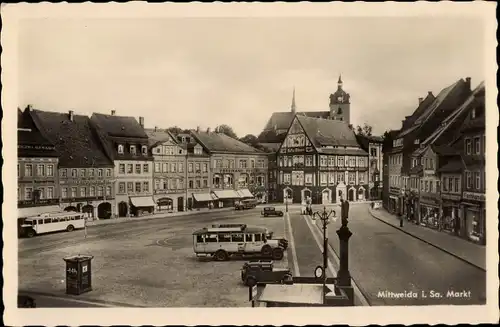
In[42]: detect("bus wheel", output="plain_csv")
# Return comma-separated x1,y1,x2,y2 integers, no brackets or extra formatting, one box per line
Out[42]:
214,250,228,261
272,248,284,260
26,229,35,238
261,245,272,257
67,225,75,232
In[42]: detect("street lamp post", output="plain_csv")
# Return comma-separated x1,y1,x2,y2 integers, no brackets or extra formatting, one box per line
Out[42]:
312,206,336,303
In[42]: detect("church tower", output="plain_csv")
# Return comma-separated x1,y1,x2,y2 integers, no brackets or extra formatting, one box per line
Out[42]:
329,74,351,124
291,87,297,114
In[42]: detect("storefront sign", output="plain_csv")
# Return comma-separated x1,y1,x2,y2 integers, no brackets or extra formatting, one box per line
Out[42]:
18,199,59,207
18,179,56,184
62,196,107,203
18,144,56,151
441,193,462,201
420,194,440,205
462,192,485,202
389,187,400,195
154,189,184,195
219,169,244,174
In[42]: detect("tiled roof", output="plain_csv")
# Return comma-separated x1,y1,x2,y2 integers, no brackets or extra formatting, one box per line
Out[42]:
296,115,359,148
258,142,282,153
400,93,436,132
192,131,264,154
91,113,148,139
397,80,465,139
438,159,465,173
422,81,485,147
462,155,485,169
30,109,113,167
257,129,288,143
18,109,58,158
145,128,177,147
262,110,330,131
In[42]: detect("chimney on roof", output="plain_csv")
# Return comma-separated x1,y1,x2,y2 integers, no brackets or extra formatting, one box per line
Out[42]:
139,116,144,128
428,91,433,96
418,97,423,104
465,77,471,91
196,126,200,133
68,110,74,122
154,126,158,132
111,110,116,116
26,104,33,111
207,127,211,133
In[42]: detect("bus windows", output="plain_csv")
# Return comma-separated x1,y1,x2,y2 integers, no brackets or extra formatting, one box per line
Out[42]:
44,218,51,224
205,234,218,243
245,234,253,242
254,234,262,242
218,233,231,242
232,233,244,242
69,216,75,220
196,235,204,243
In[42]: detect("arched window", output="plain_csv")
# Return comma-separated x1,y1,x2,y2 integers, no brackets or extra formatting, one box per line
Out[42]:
337,107,343,114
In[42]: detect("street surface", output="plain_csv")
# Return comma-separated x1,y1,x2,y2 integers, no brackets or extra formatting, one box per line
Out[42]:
18,207,288,307
288,203,486,306
18,203,486,307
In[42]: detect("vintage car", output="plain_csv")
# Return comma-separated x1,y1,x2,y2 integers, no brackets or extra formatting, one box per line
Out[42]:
18,295,36,308
241,260,293,287
261,207,284,217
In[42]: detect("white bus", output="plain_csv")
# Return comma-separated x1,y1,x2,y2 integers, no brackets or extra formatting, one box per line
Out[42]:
192,223,288,261
20,211,86,238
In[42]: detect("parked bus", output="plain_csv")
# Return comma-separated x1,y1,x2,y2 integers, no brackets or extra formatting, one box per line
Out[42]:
19,211,86,238
192,223,288,261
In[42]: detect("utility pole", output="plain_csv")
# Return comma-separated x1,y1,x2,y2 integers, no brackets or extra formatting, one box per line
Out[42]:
312,206,336,304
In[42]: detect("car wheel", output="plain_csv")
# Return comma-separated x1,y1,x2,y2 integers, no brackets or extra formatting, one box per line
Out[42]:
26,229,35,238
279,212,284,216
246,276,257,287
214,250,228,261
261,245,272,257
281,273,293,284
67,224,75,232
272,248,284,260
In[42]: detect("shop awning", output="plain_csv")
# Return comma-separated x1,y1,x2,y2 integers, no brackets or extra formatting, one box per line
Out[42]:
237,189,254,198
193,193,214,202
18,205,62,218
130,196,156,207
212,190,241,199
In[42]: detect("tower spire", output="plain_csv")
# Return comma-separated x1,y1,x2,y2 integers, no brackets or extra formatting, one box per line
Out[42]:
338,74,343,89
291,87,296,113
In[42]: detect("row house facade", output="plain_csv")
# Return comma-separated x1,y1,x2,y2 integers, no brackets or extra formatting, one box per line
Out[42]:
174,131,212,210
385,81,485,245
356,135,384,199
387,77,472,216
31,109,116,219
277,115,369,205
91,112,154,217
192,129,268,208
17,107,60,219
146,128,188,212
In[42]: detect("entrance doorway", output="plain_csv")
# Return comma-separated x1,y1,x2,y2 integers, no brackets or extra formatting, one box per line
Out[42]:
64,206,77,212
82,205,94,218
98,202,112,219
322,190,330,204
348,188,355,202
118,201,128,217
177,197,184,212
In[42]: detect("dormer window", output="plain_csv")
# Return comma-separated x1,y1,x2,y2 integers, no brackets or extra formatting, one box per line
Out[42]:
118,144,124,154
142,145,148,155
471,108,476,119
130,145,136,155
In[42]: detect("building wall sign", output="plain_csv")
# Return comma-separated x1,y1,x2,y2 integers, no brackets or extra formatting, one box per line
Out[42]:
62,196,110,203
420,194,440,205
389,187,400,194
18,199,59,207
18,145,56,151
60,179,114,185
18,179,56,184
154,189,184,195
462,192,485,202
441,193,462,201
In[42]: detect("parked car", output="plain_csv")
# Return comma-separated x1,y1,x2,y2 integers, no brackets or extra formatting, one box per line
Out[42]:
241,260,293,286
235,201,256,210
261,207,284,217
18,295,36,308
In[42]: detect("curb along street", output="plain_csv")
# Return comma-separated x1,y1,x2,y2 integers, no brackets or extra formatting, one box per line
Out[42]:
367,207,485,272
305,214,371,306
284,212,301,277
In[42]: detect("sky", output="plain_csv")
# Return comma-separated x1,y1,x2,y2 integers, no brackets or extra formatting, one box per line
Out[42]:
18,17,485,137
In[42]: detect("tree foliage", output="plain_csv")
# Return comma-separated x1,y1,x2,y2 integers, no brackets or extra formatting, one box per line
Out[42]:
215,124,238,139
239,134,258,145
355,123,373,137
166,126,183,135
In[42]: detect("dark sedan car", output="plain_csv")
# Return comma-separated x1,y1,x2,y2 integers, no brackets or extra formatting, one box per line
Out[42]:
261,207,284,217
